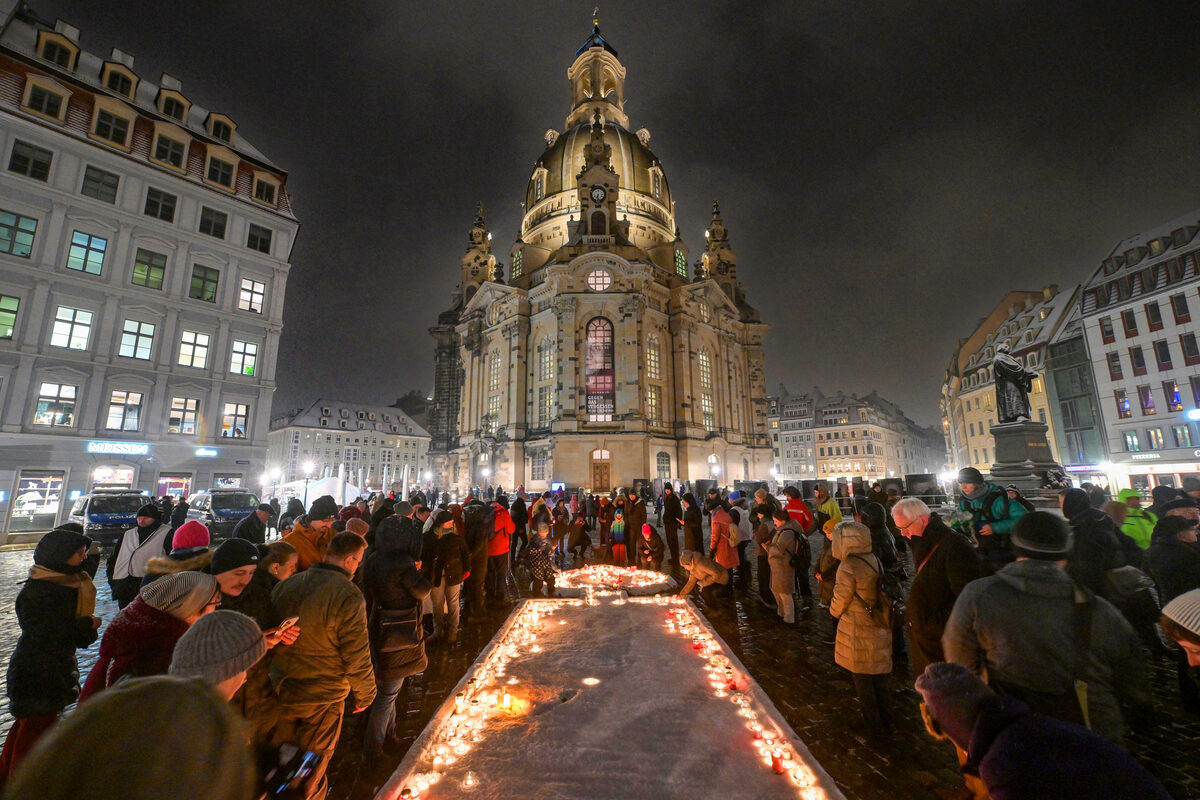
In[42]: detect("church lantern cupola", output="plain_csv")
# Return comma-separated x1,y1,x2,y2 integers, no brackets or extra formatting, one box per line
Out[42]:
566,15,628,130
699,199,739,297
459,203,498,303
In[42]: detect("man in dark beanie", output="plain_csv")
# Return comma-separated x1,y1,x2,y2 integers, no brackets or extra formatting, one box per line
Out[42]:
956,466,1026,570
915,662,1171,800
211,539,260,601
943,511,1151,744
107,503,172,608
281,495,337,572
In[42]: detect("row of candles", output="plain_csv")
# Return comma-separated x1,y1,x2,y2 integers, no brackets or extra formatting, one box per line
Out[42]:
396,599,582,798
556,563,673,592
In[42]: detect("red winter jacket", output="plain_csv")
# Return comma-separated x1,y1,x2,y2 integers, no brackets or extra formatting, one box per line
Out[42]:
79,597,188,702
787,497,813,533
486,505,516,556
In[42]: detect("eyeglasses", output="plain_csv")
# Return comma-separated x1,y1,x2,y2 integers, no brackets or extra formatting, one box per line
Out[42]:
897,517,925,532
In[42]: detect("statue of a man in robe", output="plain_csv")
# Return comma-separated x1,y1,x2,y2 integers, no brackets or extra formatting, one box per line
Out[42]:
993,343,1035,423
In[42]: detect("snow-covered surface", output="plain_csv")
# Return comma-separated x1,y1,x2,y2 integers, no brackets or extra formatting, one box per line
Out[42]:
375,594,844,800
555,564,677,597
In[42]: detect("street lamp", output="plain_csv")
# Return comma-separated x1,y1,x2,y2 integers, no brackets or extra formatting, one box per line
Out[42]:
302,461,315,508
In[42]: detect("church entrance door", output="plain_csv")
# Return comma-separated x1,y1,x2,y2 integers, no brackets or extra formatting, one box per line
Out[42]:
591,462,610,493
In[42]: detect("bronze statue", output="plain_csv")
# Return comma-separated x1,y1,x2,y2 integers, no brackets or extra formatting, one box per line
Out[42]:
992,343,1035,423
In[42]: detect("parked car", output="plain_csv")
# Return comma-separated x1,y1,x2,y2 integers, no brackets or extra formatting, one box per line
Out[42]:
185,488,261,540
67,489,152,546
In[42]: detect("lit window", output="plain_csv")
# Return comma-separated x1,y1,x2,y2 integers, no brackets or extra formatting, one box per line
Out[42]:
80,166,119,203
105,390,142,431
189,265,220,302
698,349,712,389
198,207,227,239
485,394,501,434
169,397,199,434
701,393,714,430
675,248,687,277
652,172,661,198
50,306,92,350
538,338,554,381
0,209,37,257
33,383,76,427
531,451,546,480
1163,380,1183,412
247,224,272,254
238,278,266,313
8,140,52,182
585,318,615,422
143,188,176,222
488,351,500,391
131,249,166,290
230,340,258,376
221,403,249,438
698,302,711,322
646,384,661,425
1146,428,1164,450
66,231,106,274
153,135,186,168
25,85,64,118
0,294,18,339
534,174,544,201
94,110,130,146
538,385,554,426
1173,424,1193,448
118,319,155,360
647,336,661,380
1137,385,1155,415
178,330,210,368
587,269,612,291
512,249,523,278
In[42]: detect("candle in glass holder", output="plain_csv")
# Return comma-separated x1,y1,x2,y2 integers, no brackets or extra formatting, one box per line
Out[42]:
751,723,763,740
771,750,784,774
455,692,466,712
502,691,512,709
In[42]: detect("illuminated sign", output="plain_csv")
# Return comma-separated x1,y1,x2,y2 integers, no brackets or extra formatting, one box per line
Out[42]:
1064,464,1102,473
1129,453,1160,461
86,441,149,455
195,448,219,457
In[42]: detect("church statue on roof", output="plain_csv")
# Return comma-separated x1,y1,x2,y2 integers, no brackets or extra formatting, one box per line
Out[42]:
426,18,772,494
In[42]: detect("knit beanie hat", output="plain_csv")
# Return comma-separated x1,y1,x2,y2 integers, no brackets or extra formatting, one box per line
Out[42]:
914,662,994,749
346,517,369,537
338,505,362,521
210,538,259,576
1010,511,1073,557
957,467,984,484
172,520,210,551
136,503,162,522
822,519,837,536
140,571,218,620
642,523,653,537
308,495,338,521
34,528,91,573
169,610,266,686
1162,589,1200,637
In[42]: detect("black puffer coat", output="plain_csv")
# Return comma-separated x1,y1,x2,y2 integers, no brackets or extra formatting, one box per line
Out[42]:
362,538,431,683
1062,489,1123,596
860,502,902,575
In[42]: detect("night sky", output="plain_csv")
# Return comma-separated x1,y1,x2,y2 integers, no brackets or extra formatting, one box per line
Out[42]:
38,1,1200,425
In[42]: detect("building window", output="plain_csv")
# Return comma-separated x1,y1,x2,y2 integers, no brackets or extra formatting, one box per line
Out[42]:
66,231,106,274
538,385,553,426
698,349,713,389
211,119,233,142
1137,385,1155,415
153,135,186,168
585,317,615,422
198,207,227,239
79,166,119,203
1121,309,1138,337
701,393,715,430
169,397,200,434
206,156,234,187
247,224,272,254
230,340,257,375
50,306,92,350
221,403,249,438
511,249,522,278
1146,427,1165,450
237,278,266,313
656,451,671,479
253,179,276,204
0,294,18,339
1098,316,1114,343
178,330,210,368
1152,339,1172,371
1115,389,1131,419
969,421,975,436
1106,352,1122,380
1193,376,1200,407
537,338,554,381
94,110,130,146
144,188,177,222
647,336,661,380
161,96,186,121
653,172,661,198
485,394,501,434
131,248,166,289
487,350,501,392
531,451,546,481
1182,333,1200,366
189,265,220,302
586,269,612,292
534,174,544,201
698,302,712,323
1163,380,1183,412
105,390,142,431
1145,302,1163,331
0,209,37,257
675,248,687,277
104,70,133,97
1173,424,1193,448
118,319,155,360
1170,293,1190,323
33,383,76,426
39,39,74,68
1129,346,1147,376
8,140,52,181
646,384,661,425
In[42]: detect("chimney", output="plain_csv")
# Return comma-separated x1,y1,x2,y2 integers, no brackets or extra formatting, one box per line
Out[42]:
1042,284,1058,301
53,20,79,42
160,72,183,91
110,48,134,69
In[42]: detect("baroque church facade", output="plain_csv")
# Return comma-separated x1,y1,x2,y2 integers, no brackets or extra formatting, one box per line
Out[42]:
428,24,772,493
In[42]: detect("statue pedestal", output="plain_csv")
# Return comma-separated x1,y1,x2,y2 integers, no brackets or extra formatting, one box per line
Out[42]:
988,421,1063,505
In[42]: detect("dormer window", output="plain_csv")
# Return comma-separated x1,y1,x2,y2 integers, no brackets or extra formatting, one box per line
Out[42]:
150,122,189,171
162,96,184,119
37,33,78,70
207,113,235,143
101,64,137,99
252,171,280,207
1149,239,1164,256
203,145,238,192
21,76,69,123
89,98,135,150
157,89,190,122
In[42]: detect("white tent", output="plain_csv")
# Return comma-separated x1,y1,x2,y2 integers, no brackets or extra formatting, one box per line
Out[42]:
275,476,361,506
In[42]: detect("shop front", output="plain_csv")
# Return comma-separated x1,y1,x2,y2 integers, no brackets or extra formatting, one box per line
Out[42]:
1104,449,1200,496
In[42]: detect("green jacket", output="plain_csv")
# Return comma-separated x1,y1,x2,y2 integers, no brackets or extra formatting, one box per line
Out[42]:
1120,508,1156,550
271,563,376,711
816,496,842,526
958,481,1027,536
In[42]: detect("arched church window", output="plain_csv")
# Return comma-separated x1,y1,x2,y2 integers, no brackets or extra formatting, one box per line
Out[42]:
652,172,661,198
538,337,555,381
587,268,612,292
646,335,661,380
585,317,615,422
698,349,712,389
488,350,500,392
656,451,671,480
535,174,544,201
674,248,687,277
698,302,712,323
590,211,607,236
512,249,523,279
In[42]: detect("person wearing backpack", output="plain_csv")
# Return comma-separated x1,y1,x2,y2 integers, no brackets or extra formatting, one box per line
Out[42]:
830,520,893,737
957,468,1027,570
767,509,805,623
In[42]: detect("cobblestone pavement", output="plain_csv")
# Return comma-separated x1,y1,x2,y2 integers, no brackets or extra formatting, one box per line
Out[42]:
0,536,1195,799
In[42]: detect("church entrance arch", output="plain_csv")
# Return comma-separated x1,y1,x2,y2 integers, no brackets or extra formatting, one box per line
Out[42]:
591,448,612,493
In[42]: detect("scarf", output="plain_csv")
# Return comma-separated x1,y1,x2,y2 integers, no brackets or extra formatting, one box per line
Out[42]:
28,565,97,617
963,483,990,501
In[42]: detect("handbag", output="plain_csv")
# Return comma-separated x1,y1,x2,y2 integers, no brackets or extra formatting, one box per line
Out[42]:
371,603,422,653
1104,565,1154,599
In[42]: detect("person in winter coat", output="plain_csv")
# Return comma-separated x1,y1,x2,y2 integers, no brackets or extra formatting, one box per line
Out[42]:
751,505,778,608
169,610,268,702
460,500,490,620
1162,589,1200,714
943,512,1152,745
1146,516,1200,604
529,495,552,533
728,493,754,589
567,511,592,566
141,520,213,586
891,498,981,675
830,520,893,736
80,571,220,702
956,467,1027,569
637,524,666,572
1116,489,1156,550
272,532,376,792
915,662,1172,800
783,486,814,532
814,520,840,607
282,495,338,571
0,529,100,785
108,503,174,608
859,503,901,574
231,504,273,544
680,493,704,555
676,551,730,605
430,510,468,643
1099,501,1146,569
509,494,529,562
596,495,615,548
661,485,684,567
526,523,559,596
552,499,571,560
707,499,739,575
812,483,842,531
486,496,516,603
1059,488,1124,595
624,490,647,565
608,508,629,564
279,497,305,531
767,510,804,623
169,497,190,532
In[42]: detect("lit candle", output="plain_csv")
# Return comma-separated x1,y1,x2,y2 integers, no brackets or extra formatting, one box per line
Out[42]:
455,692,466,712
772,750,784,774
751,723,763,740
502,691,512,709
464,771,478,788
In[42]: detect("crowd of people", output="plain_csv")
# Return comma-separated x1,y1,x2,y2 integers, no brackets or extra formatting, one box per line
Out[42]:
0,470,1197,799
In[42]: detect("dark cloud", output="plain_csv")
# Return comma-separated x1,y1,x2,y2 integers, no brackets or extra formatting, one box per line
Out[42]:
42,0,1200,424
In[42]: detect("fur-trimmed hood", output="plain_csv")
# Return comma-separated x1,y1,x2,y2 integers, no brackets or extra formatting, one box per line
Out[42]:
144,549,212,576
